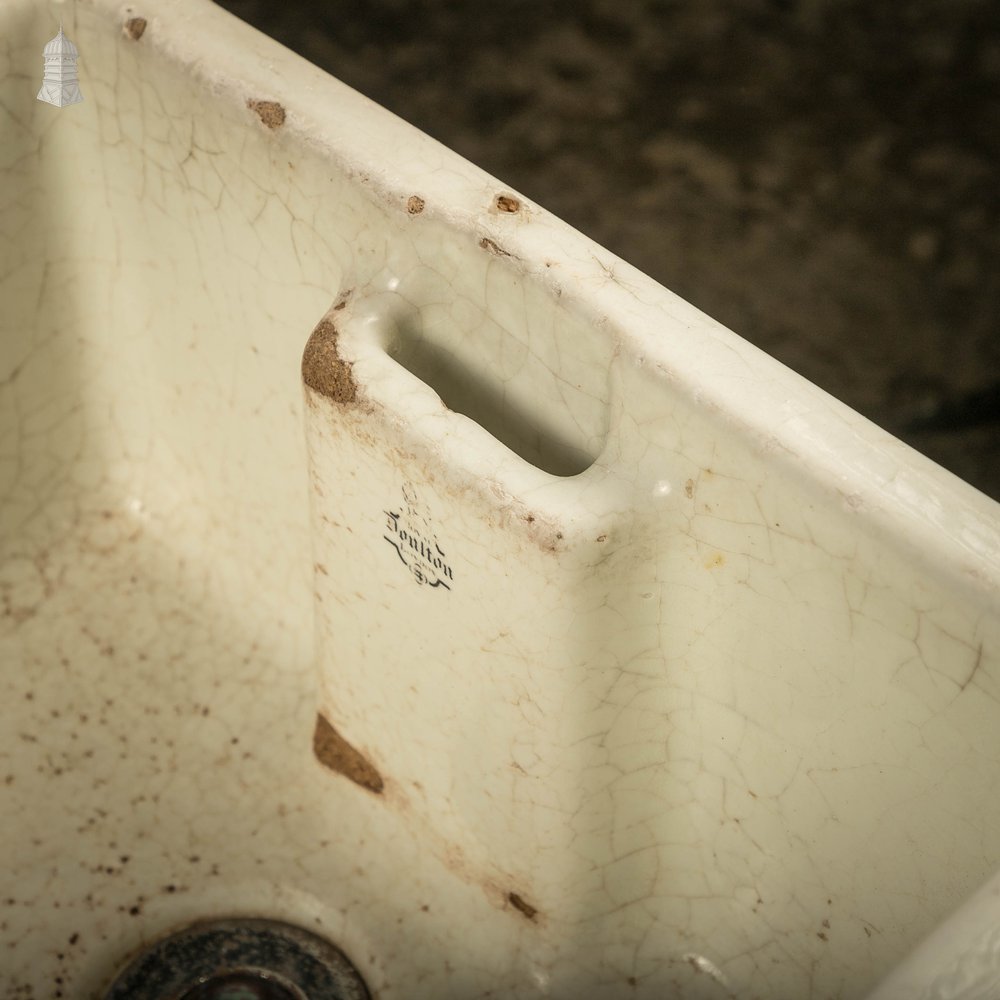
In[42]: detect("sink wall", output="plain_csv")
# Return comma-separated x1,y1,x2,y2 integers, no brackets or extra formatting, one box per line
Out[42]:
2,1,999,997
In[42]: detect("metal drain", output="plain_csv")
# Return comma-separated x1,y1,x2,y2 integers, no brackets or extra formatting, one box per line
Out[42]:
104,919,370,1000
179,971,301,999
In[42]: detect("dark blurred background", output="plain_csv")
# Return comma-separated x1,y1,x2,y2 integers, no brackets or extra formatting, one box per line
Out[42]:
215,0,1000,501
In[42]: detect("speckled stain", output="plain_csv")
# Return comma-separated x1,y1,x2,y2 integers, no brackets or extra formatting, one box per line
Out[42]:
246,98,286,129
497,489,564,553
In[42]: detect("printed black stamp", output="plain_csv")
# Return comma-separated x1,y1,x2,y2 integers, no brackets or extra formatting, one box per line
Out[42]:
383,482,454,589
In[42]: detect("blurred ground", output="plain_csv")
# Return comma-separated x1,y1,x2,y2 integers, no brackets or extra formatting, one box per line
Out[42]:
216,0,1000,501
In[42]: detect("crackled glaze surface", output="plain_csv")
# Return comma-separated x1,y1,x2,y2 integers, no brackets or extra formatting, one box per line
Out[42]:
2,1,999,998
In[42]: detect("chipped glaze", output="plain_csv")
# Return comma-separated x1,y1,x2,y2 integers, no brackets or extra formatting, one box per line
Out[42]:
1,1,999,998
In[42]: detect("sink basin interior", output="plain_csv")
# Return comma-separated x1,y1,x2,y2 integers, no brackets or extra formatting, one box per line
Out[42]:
3,2,1000,998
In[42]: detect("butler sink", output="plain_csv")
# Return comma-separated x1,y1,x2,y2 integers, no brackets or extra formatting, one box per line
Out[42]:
3,1,999,997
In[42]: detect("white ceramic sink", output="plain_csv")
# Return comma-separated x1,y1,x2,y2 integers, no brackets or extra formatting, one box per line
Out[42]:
3,2,999,997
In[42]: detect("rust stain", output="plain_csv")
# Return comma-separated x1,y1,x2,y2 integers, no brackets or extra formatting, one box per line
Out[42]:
496,194,521,213
407,195,425,215
246,99,286,129
313,713,384,794
123,16,147,39
479,236,511,257
311,702,542,927
704,552,725,569
506,891,538,922
483,481,563,551
302,318,357,404
428,836,545,927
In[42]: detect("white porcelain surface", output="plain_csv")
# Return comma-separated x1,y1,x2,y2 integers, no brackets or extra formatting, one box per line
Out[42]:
2,1,999,997
866,866,1000,1000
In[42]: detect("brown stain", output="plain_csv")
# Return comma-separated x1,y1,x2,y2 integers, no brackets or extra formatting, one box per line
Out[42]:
479,236,511,257
407,195,425,214
246,99,286,129
496,194,521,213
481,489,560,552
302,318,357,404
414,831,544,929
684,478,695,498
506,891,538,922
123,17,146,39
704,552,725,569
313,713,384,794
458,481,566,554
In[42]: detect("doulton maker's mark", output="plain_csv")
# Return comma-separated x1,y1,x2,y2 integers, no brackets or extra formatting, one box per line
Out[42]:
383,482,454,589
